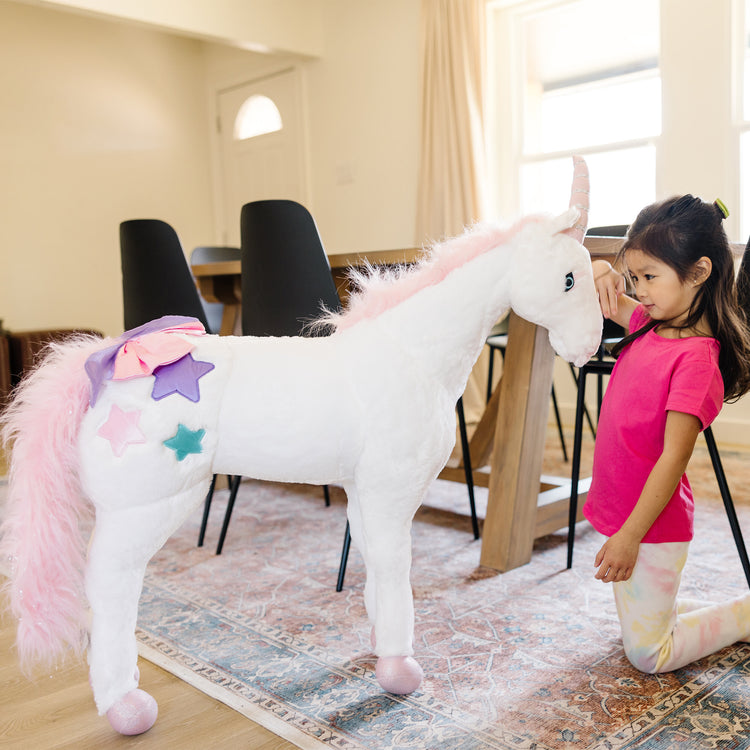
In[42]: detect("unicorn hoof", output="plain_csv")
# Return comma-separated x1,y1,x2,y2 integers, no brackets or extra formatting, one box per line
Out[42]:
375,656,423,695
106,689,158,735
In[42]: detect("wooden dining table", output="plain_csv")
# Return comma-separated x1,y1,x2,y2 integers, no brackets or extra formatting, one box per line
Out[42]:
188,236,637,573
191,248,424,336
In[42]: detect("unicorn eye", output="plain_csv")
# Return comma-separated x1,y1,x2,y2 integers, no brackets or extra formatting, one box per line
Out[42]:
564,272,575,292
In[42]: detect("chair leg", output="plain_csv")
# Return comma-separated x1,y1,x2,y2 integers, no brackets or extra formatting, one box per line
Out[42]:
216,475,242,555
456,396,480,540
568,363,597,440
336,521,352,592
704,426,750,589
550,385,568,462
197,474,218,547
567,368,589,569
323,485,331,506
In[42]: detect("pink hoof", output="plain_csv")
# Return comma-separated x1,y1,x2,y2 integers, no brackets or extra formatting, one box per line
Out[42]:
106,689,158,735
375,656,424,695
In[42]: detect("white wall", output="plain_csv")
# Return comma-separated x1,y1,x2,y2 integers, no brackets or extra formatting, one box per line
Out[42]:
659,0,736,213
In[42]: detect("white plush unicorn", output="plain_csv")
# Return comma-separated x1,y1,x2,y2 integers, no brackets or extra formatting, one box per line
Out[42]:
1,157,601,735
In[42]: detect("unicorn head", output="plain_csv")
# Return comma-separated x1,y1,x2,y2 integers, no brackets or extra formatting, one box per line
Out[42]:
508,157,602,367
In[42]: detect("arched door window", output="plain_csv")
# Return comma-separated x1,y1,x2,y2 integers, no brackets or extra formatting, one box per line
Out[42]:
233,95,283,140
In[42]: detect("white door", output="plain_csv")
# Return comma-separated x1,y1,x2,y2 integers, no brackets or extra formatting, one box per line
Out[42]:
217,69,306,246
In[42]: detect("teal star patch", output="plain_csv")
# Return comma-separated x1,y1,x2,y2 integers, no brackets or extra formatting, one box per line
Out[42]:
164,423,205,461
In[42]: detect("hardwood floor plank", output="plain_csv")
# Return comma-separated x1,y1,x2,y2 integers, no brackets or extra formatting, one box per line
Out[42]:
0,612,296,749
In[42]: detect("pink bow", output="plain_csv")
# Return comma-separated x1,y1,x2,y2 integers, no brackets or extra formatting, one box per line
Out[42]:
112,320,206,380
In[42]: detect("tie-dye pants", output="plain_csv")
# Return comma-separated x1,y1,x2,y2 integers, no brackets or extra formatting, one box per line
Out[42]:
612,540,750,672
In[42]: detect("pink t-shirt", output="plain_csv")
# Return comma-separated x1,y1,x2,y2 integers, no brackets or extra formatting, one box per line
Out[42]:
583,306,724,542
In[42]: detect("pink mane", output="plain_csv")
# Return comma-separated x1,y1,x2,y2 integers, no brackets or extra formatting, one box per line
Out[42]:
330,216,541,331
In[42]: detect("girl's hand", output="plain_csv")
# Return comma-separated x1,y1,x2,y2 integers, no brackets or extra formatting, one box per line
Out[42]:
594,530,640,583
592,260,627,320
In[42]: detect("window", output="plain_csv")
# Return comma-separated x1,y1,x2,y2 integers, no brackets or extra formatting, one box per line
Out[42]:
233,95,283,140
500,0,661,228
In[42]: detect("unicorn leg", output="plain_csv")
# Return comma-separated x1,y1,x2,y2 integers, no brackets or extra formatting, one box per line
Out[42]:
86,512,155,734
356,488,424,695
85,489,207,735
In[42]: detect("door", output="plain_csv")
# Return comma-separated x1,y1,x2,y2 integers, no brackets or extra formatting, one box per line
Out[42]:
217,69,306,246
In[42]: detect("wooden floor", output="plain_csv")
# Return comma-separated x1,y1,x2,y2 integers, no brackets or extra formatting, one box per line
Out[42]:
0,614,296,749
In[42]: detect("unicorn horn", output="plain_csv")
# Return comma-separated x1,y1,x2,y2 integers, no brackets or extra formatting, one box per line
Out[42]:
562,155,589,244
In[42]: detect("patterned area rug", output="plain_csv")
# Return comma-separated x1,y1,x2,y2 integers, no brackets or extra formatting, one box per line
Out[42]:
135,441,750,749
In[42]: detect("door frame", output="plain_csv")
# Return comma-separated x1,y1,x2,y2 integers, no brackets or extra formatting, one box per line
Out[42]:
208,65,311,246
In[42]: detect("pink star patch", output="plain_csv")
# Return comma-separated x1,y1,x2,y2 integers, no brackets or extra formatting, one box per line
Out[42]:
97,405,146,457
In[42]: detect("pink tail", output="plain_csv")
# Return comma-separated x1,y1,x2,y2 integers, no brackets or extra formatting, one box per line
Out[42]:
1,334,107,672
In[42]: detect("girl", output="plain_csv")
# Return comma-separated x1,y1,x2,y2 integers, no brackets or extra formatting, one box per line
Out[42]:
584,194,750,673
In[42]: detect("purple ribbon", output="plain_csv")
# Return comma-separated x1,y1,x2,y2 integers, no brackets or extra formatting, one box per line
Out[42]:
85,316,202,406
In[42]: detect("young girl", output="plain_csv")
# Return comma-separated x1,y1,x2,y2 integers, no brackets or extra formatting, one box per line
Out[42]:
584,194,750,673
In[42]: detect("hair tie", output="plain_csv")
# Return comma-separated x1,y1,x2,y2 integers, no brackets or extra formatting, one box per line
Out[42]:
714,198,729,219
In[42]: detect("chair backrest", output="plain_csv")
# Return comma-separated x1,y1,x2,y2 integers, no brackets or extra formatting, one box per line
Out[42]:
191,246,242,265
190,246,242,334
585,224,630,237
120,219,209,331
240,200,342,337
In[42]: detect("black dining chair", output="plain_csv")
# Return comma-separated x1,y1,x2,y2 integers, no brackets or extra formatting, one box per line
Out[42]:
120,219,210,332
582,225,629,415
201,200,344,555
119,219,232,546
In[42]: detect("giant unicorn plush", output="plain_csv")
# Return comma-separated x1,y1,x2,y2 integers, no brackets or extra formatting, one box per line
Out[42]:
0,157,602,735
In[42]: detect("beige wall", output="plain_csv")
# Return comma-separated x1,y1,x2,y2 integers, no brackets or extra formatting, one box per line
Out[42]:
11,0,326,56
200,0,421,254
0,1,215,336
303,0,420,254
0,0,420,339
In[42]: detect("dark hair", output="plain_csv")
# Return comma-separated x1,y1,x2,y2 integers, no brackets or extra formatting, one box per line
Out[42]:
611,194,750,402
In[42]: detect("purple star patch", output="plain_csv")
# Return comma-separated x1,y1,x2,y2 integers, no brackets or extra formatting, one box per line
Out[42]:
151,353,214,402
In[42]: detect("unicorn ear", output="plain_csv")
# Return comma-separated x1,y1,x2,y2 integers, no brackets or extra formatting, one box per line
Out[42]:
550,206,583,235
558,155,589,244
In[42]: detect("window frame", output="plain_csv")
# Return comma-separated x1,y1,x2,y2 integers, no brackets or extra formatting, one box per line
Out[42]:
735,0,750,240
487,0,661,227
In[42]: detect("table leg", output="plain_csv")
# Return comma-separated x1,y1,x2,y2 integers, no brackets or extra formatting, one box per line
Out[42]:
195,274,242,336
480,312,556,571
219,304,239,336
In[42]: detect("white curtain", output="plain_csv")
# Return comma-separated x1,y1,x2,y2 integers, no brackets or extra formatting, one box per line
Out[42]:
417,0,490,425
